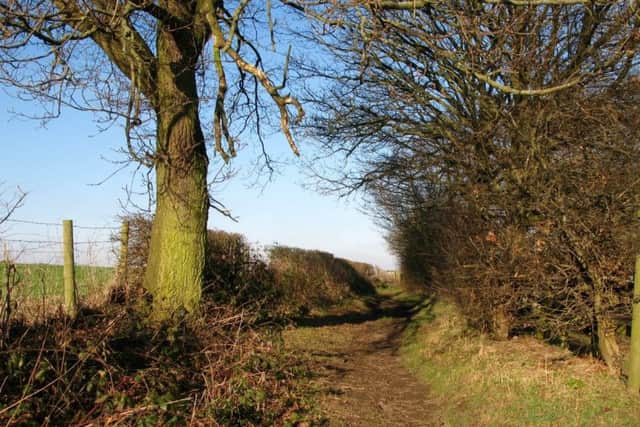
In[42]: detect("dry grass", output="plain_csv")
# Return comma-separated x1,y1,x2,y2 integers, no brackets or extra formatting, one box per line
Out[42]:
402,298,640,426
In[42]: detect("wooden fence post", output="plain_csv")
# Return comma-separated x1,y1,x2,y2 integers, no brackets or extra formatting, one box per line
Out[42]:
63,219,77,318
117,220,129,290
628,255,640,392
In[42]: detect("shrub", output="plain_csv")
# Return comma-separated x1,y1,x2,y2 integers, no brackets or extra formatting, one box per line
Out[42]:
203,230,280,318
122,217,377,319
379,81,640,372
268,246,376,316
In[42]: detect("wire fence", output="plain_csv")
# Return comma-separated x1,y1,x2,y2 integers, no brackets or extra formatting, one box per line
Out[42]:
0,218,125,317
1,218,120,267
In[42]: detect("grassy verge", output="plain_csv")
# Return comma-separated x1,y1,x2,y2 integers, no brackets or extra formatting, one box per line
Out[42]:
401,298,640,426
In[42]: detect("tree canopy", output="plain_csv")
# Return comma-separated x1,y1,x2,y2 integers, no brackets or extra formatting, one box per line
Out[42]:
292,0,640,374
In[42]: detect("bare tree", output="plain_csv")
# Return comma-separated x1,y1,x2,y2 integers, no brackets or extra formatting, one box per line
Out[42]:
289,0,640,375
0,1,303,317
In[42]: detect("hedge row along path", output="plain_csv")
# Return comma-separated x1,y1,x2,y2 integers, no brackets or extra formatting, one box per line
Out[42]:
285,293,438,426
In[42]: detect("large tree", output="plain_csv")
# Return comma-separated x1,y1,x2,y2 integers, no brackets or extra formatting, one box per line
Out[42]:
0,1,303,317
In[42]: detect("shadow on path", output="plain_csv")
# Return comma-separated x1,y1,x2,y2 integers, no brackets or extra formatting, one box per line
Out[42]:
294,294,431,329
285,292,438,426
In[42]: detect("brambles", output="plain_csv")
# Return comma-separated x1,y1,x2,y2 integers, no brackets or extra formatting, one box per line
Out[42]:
0,297,317,426
203,230,280,318
0,216,379,425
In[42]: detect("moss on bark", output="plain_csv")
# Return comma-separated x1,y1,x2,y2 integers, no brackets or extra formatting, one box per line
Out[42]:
142,22,208,318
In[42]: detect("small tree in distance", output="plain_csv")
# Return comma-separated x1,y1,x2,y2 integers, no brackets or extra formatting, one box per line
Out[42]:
0,183,25,226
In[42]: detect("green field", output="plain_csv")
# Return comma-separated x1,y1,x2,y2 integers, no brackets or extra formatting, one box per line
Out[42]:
0,263,115,299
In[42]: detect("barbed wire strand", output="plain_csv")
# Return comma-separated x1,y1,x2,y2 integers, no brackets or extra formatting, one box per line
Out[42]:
1,239,114,244
4,219,120,230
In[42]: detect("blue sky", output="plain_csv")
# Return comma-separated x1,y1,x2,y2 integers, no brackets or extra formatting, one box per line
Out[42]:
0,90,396,269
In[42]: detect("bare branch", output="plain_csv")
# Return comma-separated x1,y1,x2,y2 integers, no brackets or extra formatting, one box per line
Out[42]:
0,185,26,225
471,70,583,95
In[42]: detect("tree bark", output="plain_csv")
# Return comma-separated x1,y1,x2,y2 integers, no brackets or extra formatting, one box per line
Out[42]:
492,304,511,340
143,19,209,318
596,314,621,374
594,286,621,374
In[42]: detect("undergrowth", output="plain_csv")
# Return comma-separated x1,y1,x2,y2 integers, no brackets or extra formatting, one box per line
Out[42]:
0,217,388,426
0,300,322,426
401,298,640,426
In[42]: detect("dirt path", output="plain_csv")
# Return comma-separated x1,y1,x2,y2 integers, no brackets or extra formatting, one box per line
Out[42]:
285,296,439,426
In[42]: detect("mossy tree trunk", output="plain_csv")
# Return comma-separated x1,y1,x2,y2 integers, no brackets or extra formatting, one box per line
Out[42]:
143,13,209,318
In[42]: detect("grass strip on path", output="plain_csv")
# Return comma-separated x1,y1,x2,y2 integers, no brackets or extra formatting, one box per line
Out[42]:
401,298,640,426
